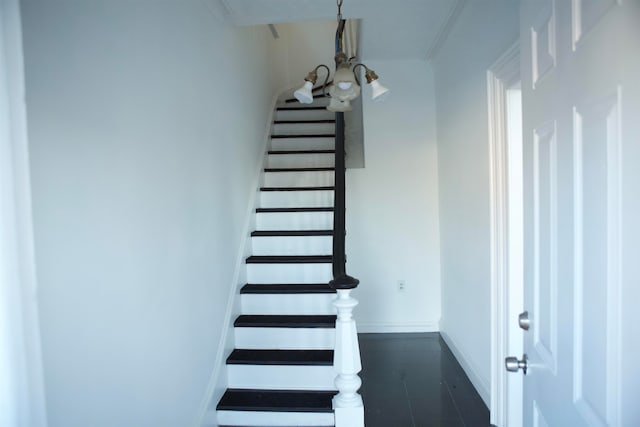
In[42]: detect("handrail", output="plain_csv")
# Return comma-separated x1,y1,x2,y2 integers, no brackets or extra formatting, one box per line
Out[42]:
329,19,359,290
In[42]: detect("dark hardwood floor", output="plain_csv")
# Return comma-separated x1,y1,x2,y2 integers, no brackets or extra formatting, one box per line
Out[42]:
359,333,490,427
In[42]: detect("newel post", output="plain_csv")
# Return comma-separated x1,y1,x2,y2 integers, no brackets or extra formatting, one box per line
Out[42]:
331,279,364,427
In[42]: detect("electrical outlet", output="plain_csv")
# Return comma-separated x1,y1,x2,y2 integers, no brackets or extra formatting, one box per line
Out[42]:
397,280,406,292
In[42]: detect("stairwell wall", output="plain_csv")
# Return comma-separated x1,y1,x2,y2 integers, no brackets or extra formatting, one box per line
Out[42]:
348,59,442,333
431,0,520,405
20,1,281,426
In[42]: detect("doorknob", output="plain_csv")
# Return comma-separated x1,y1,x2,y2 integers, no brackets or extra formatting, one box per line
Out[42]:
505,354,528,375
518,311,530,331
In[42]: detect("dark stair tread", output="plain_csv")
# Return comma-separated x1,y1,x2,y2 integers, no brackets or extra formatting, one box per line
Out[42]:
256,207,334,213
264,167,335,173
227,349,334,366
251,230,333,237
260,186,334,192
268,149,335,154
271,134,335,139
241,283,335,294
274,120,335,124
276,106,327,111
246,255,332,263
256,206,334,213
217,388,336,412
234,315,337,328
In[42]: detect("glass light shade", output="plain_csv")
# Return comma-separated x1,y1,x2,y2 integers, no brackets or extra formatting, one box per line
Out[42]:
332,64,360,101
326,97,352,112
329,80,360,102
370,79,390,101
294,81,314,104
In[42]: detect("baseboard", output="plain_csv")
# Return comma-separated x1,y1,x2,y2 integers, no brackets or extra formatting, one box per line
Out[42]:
357,321,439,333
191,89,282,427
440,331,491,407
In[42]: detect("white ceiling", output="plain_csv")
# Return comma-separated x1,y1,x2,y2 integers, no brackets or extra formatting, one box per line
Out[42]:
213,0,467,60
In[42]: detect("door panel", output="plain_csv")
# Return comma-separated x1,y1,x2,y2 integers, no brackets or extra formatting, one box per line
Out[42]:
521,0,638,425
531,122,558,376
572,93,621,426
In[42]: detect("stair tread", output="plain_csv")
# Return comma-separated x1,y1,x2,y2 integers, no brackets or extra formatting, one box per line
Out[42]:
227,349,334,366
241,283,335,294
256,207,334,213
271,134,335,139
246,255,332,263
264,167,335,173
260,186,334,192
276,106,327,111
217,388,336,412
234,315,337,328
274,120,335,124
251,230,332,237
268,149,335,154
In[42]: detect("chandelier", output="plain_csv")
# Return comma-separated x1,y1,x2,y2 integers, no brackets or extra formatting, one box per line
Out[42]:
293,0,389,112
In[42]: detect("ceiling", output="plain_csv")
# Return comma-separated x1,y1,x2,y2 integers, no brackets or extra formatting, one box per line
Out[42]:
210,0,467,61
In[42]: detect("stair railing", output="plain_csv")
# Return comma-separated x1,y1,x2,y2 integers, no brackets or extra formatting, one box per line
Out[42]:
330,18,364,427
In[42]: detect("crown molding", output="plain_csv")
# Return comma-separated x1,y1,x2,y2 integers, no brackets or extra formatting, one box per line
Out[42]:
425,0,468,61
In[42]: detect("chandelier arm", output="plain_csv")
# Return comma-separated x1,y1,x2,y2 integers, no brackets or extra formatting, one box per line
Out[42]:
352,63,369,86
313,64,331,98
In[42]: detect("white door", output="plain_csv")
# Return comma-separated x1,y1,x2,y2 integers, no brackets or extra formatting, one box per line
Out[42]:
519,0,640,426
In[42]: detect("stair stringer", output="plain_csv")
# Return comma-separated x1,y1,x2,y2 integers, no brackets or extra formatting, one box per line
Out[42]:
212,95,340,426
192,89,284,427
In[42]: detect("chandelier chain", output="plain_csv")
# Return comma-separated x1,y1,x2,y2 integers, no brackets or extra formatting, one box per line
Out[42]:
337,0,343,21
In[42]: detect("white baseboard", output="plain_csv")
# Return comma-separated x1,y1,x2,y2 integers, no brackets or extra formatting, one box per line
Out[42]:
357,321,439,333
440,331,491,407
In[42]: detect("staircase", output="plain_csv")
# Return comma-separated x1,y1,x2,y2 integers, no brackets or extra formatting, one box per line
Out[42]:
216,99,339,427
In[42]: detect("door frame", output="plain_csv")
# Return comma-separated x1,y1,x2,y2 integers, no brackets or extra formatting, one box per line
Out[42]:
487,41,522,427
0,0,48,424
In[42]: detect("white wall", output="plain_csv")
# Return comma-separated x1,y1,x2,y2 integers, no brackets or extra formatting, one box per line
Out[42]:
347,60,441,333
20,1,280,426
273,20,337,93
432,0,520,404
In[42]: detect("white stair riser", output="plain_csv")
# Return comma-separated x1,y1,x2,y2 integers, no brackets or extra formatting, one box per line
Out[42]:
275,109,334,122
227,365,337,390
271,137,335,151
216,410,334,426
256,212,333,231
234,327,335,350
260,190,334,208
264,171,334,188
273,122,335,135
241,293,336,315
247,263,333,284
267,153,335,169
251,235,332,255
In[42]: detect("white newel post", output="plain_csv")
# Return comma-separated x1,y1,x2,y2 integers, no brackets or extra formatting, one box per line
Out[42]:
332,289,364,427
